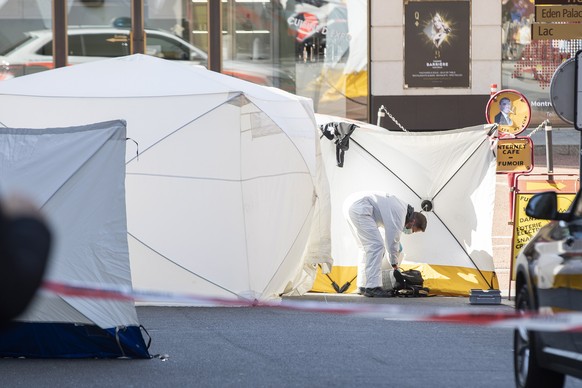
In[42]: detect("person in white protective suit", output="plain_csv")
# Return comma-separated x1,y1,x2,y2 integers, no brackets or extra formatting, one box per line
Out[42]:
344,192,427,298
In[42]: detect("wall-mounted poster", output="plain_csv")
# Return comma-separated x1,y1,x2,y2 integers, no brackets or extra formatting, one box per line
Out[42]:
404,0,470,88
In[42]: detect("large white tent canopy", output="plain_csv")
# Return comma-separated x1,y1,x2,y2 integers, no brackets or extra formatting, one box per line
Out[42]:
0,54,331,304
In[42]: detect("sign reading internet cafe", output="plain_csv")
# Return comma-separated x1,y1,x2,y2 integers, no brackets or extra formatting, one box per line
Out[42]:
496,138,534,173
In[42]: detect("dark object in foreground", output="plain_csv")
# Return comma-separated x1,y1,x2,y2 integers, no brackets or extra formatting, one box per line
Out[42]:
0,213,51,324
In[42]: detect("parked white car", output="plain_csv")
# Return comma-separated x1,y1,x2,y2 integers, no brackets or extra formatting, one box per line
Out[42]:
0,25,294,91
0,27,204,77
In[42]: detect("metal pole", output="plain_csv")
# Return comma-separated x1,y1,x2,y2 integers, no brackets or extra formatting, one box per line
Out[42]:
208,0,222,73
271,1,280,89
545,121,553,180
131,0,145,54
52,0,67,69
377,105,385,127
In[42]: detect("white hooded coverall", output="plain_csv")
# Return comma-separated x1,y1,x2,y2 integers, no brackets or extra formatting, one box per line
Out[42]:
344,192,408,289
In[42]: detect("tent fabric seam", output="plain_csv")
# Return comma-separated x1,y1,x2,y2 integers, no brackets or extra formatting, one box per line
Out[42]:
127,232,249,301
238,109,252,297
125,171,312,182
38,123,125,210
263,192,317,294
431,135,492,201
351,137,421,201
0,92,237,99
125,93,243,165
243,97,316,178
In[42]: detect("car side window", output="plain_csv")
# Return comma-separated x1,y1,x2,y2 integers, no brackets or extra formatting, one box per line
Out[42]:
1,36,35,56
146,35,190,60
39,33,130,57
37,36,83,56
38,41,53,56
81,33,129,57
68,35,83,56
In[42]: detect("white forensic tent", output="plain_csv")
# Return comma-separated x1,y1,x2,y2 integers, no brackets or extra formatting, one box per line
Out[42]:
0,54,331,304
0,120,151,358
313,114,498,296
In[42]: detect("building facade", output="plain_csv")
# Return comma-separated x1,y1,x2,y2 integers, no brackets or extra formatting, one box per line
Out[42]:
371,0,499,130
0,0,569,129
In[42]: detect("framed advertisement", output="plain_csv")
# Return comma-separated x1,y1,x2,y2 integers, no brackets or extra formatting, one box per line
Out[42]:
404,0,470,88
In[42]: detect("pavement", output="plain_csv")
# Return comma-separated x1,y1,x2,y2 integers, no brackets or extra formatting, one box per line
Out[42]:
284,291,515,308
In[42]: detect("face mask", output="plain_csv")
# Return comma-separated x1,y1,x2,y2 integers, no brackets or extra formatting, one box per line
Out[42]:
403,228,413,235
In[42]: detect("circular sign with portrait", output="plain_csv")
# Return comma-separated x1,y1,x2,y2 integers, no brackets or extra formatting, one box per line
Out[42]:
485,89,531,136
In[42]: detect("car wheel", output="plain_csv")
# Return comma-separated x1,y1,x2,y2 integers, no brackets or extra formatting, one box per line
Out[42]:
514,286,565,388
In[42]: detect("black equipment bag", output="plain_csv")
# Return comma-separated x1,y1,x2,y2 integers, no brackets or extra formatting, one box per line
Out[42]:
393,269,430,297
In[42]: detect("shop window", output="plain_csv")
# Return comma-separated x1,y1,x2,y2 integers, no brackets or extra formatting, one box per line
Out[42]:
501,0,580,127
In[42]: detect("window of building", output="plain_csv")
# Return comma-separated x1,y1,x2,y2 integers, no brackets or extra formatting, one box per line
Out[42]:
0,0,368,121
501,0,580,127
191,0,369,121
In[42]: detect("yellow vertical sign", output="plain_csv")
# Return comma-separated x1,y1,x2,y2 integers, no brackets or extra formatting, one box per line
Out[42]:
511,193,574,280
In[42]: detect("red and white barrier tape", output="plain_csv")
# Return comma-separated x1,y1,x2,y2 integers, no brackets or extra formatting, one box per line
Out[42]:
41,280,582,332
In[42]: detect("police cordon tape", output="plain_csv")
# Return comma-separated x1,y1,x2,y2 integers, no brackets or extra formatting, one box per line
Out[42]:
41,280,582,332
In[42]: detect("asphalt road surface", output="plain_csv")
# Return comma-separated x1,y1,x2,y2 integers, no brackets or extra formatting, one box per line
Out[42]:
1,296,582,388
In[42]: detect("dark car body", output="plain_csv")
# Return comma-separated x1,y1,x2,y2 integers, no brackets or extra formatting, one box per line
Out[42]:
513,190,582,388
